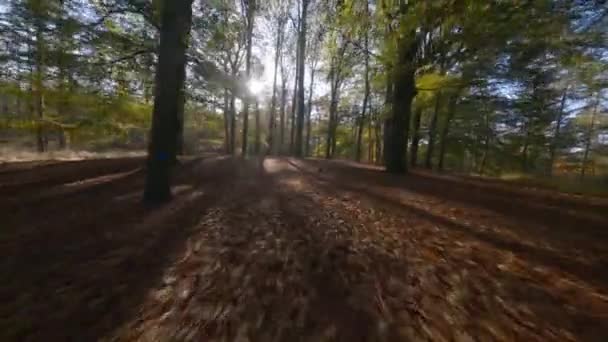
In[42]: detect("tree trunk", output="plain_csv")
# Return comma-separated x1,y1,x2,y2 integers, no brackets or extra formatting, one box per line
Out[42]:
241,0,255,156
305,64,315,156
548,87,568,175
355,1,370,162
289,18,301,155
367,113,373,162
143,0,193,204
438,95,457,171
326,74,339,159
268,17,284,154
386,33,417,173
254,100,261,154
409,106,422,167
34,16,46,153
229,93,236,154
280,64,287,154
425,92,442,169
223,88,231,153
581,92,599,179
382,72,393,166
294,0,309,157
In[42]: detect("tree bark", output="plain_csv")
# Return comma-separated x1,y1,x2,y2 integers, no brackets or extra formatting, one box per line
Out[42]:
34,16,46,153
581,92,599,179
241,0,255,156
438,95,457,171
355,0,370,162
143,0,193,203
425,92,442,169
280,62,287,154
548,86,568,175
305,64,315,156
267,16,284,154
254,100,261,154
410,106,422,167
223,88,231,153
386,34,417,173
294,0,309,157
382,72,393,166
229,93,236,154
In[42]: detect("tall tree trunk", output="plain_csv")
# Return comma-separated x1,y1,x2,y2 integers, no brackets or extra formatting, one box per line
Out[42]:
223,88,231,153
375,120,382,164
305,64,315,156
268,17,284,154
229,93,236,154
386,33,417,173
355,1,370,162
425,92,442,169
143,0,193,203
241,0,255,156
438,95,457,171
409,106,422,167
382,72,393,166
480,110,491,175
254,100,261,154
581,92,599,179
548,86,568,175
289,17,301,155
280,64,287,154
294,0,309,157
367,113,373,162
34,16,46,152
326,74,339,159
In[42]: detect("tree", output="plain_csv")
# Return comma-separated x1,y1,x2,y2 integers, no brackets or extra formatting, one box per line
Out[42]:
143,0,194,203
293,0,309,157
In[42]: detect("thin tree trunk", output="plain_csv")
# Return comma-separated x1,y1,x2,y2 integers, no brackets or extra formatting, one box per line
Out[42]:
280,64,287,154
34,16,46,152
229,93,236,154
223,88,230,153
367,113,373,162
144,0,194,203
268,17,284,154
438,95,457,171
375,119,381,164
382,74,393,166
294,0,309,157
289,17,301,155
581,92,599,179
425,92,442,169
305,65,315,156
548,87,568,175
355,0,370,162
254,100,261,154
410,106,422,167
241,0,255,156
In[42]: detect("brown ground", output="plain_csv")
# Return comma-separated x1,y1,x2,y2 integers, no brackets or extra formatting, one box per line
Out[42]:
1,156,608,341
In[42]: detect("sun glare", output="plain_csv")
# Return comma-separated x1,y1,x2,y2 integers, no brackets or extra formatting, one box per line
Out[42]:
247,79,265,96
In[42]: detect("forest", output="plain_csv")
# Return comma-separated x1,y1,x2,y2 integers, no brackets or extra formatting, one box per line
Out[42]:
1,0,608,341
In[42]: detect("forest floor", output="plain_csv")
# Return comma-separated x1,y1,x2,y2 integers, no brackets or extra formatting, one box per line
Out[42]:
1,155,608,341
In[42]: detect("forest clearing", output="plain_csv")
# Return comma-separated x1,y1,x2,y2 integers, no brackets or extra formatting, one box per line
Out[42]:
1,155,608,341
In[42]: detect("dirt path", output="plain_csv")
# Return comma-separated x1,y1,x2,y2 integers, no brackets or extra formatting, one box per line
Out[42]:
1,156,607,341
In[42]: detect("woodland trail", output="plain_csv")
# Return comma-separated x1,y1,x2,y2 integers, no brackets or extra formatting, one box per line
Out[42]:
1,156,608,341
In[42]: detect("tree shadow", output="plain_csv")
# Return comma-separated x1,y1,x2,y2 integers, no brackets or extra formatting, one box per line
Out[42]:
0,157,236,340
285,159,608,290
302,158,608,236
